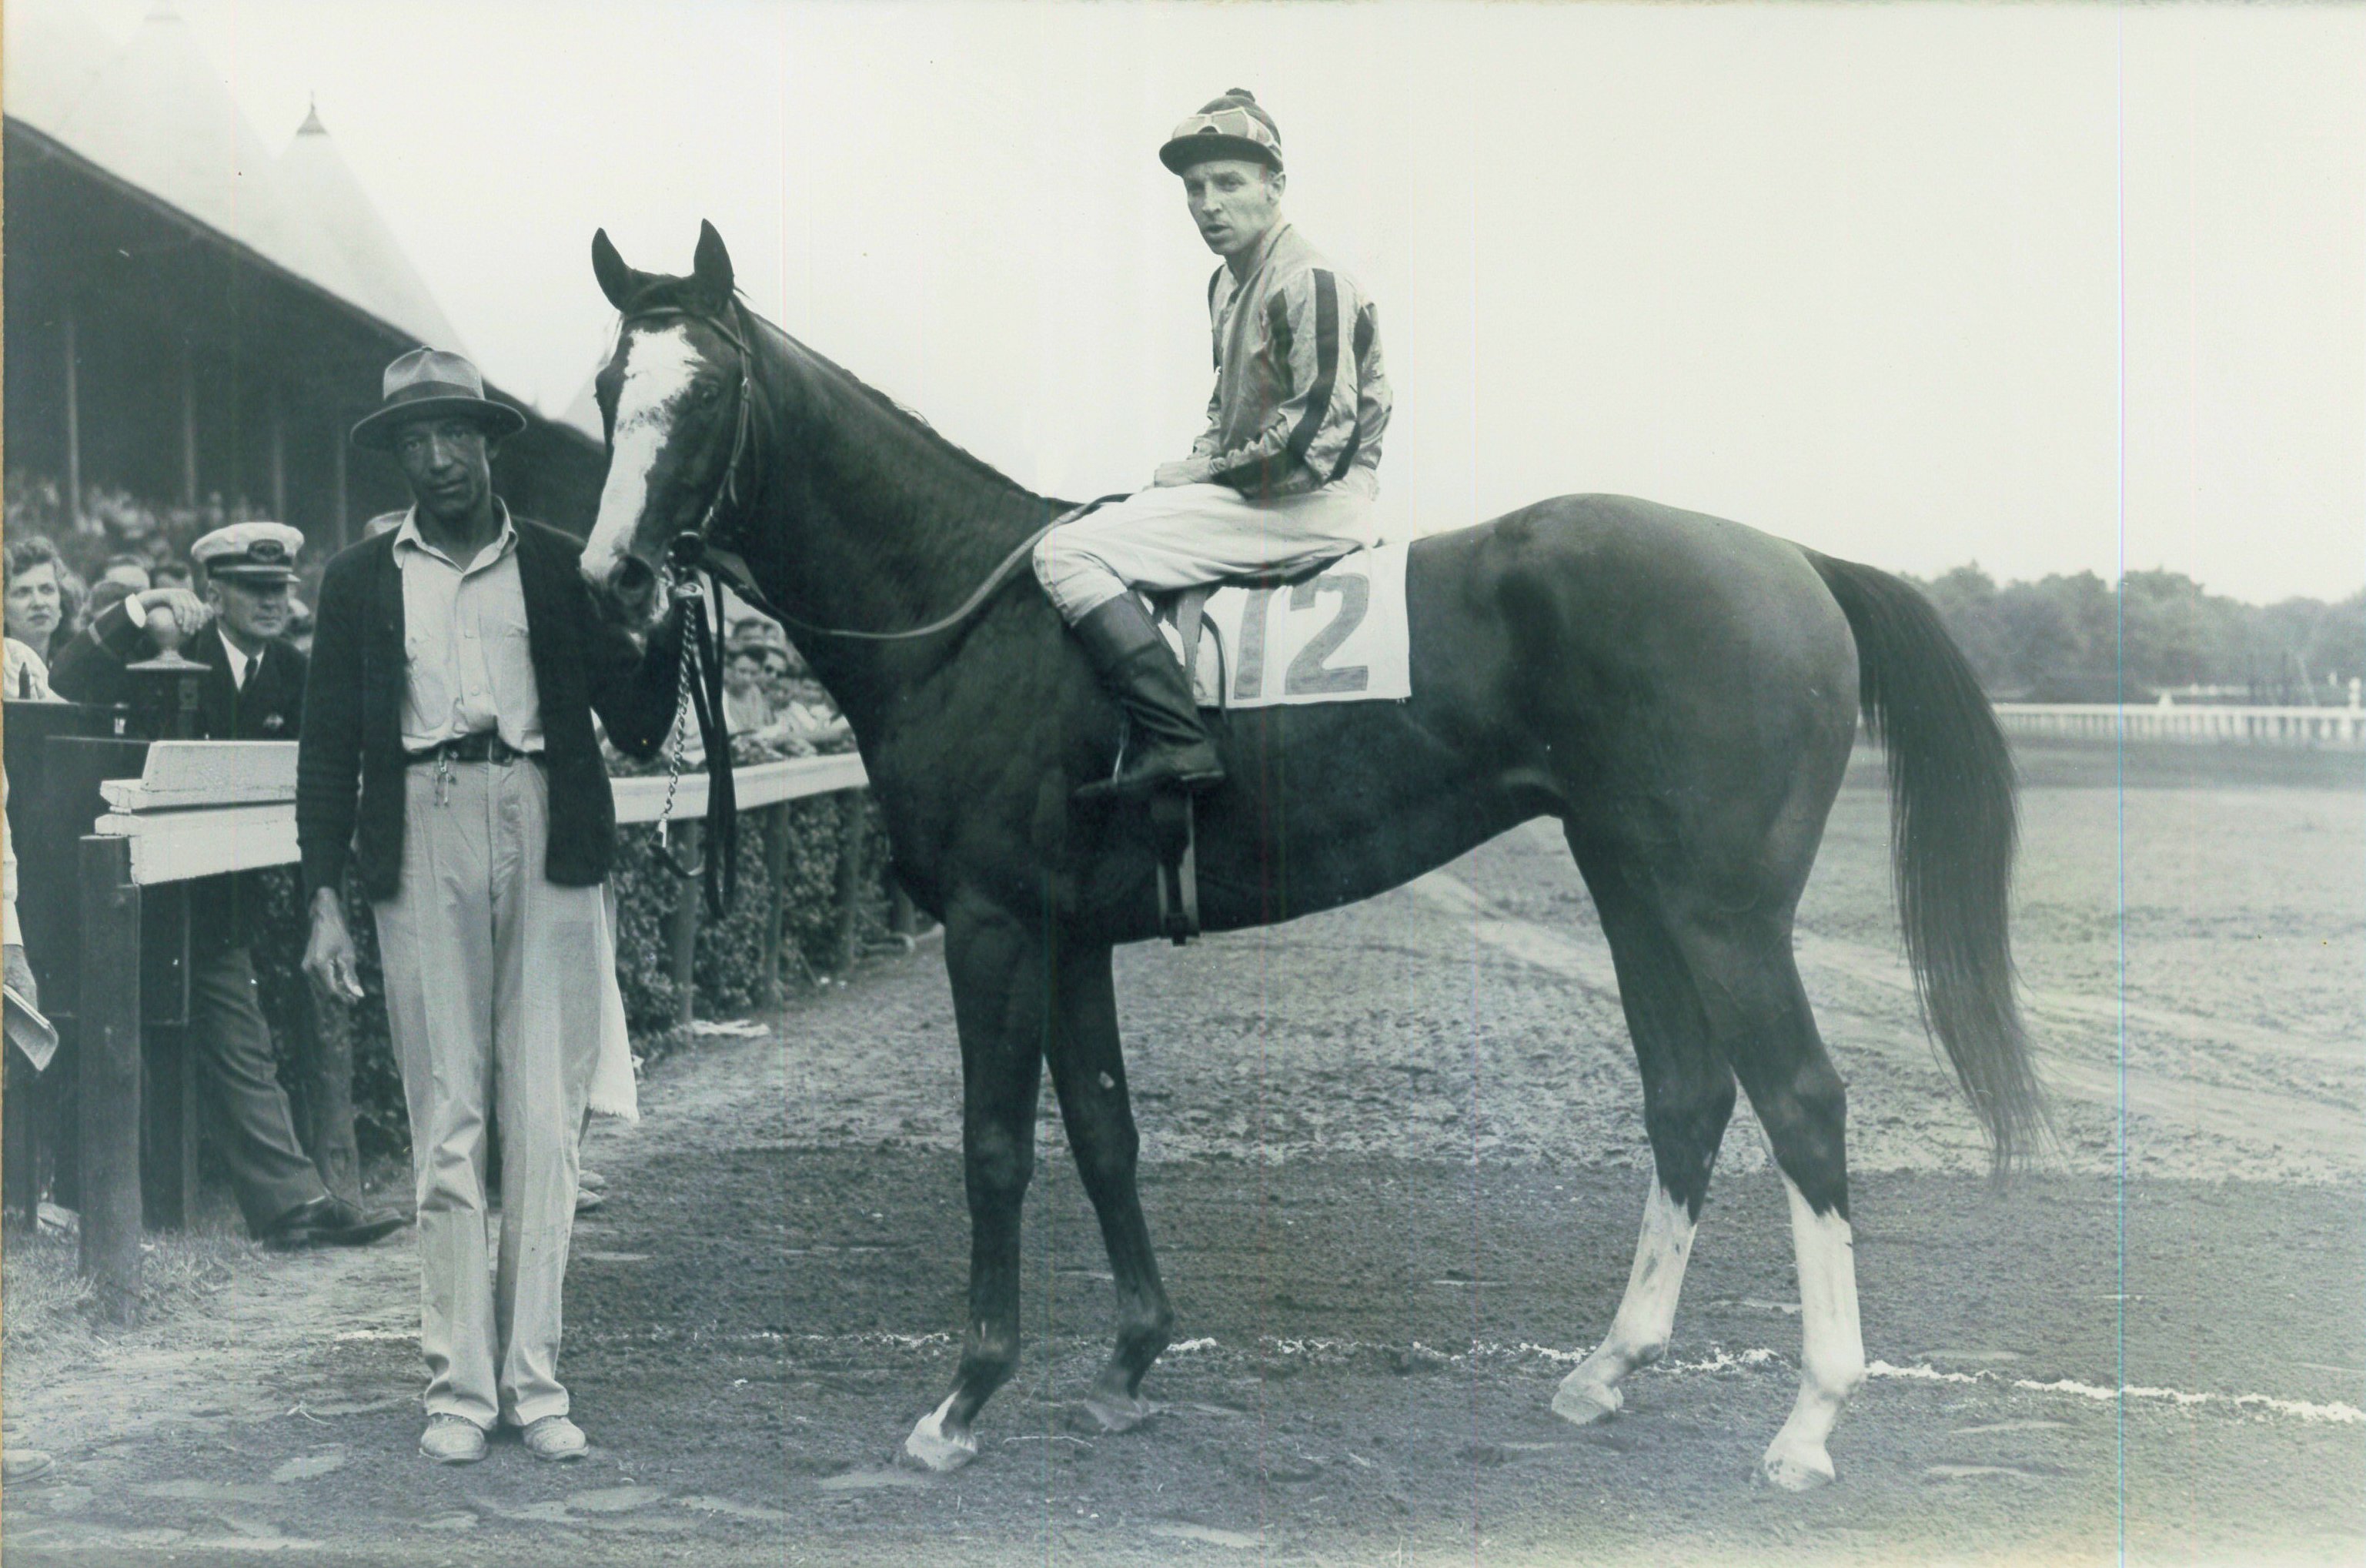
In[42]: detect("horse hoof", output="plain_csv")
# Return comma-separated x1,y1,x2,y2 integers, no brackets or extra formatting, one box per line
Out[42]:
1756,1444,1836,1492
1079,1391,1157,1434
902,1405,978,1473
1551,1378,1622,1426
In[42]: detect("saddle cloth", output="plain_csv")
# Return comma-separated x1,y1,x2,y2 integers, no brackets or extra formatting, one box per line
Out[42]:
1148,542,1412,711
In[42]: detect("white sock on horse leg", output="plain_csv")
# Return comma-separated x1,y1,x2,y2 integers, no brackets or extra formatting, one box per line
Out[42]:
1759,1170,1866,1489
1555,1180,1697,1422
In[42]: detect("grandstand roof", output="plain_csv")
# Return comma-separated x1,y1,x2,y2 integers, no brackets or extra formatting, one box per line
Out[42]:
6,0,461,356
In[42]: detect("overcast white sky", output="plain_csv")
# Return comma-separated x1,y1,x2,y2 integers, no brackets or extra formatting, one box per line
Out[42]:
57,2,2366,603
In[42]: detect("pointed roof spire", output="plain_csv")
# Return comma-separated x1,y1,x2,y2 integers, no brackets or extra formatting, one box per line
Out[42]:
297,93,326,137
51,2,373,309
5,0,130,135
276,99,465,353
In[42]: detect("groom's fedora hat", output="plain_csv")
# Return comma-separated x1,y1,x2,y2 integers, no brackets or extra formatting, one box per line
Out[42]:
349,347,529,452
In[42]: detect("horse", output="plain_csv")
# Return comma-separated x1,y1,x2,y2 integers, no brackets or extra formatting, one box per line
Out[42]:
576,221,2043,1491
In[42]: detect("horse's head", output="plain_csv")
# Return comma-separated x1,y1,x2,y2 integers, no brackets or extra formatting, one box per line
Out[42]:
581,220,754,629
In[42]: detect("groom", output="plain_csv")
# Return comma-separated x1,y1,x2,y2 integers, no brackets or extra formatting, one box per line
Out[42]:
298,349,686,1464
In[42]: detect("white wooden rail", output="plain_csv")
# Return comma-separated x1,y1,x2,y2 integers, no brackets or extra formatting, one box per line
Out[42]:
92,742,872,888
1991,703,2366,748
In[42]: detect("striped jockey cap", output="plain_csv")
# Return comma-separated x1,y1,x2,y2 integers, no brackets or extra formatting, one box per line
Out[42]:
1159,89,1283,174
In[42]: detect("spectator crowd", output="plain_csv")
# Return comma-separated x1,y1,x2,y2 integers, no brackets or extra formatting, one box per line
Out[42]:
2,484,864,1247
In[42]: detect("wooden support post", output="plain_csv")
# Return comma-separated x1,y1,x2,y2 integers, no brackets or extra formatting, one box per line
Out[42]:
78,836,142,1320
833,790,867,975
139,886,195,1230
305,990,361,1206
331,424,349,550
268,387,288,523
62,301,82,525
179,340,199,507
757,803,791,1008
667,823,702,1028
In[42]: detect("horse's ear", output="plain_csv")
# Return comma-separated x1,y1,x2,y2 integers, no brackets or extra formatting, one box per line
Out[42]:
692,220,734,307
592,229,634,310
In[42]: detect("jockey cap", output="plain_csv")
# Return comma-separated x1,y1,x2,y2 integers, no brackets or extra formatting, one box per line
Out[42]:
1159,89,1283,175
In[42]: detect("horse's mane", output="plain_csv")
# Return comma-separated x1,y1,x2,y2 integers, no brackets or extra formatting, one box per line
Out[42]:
737,298,1056,517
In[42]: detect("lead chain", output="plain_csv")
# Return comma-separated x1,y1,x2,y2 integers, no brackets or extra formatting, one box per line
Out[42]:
654,574,705,873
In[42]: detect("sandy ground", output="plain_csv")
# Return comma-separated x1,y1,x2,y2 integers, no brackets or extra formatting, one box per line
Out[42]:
2,740,2359,1565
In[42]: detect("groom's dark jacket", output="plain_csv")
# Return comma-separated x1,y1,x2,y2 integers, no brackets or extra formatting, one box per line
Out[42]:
296,513,686,901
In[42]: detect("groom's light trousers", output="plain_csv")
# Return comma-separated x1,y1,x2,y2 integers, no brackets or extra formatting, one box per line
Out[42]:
373,754,602,1430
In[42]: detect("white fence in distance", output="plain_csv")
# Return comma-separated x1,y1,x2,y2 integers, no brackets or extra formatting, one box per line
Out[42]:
92,741,871,887
1991,703,2366,749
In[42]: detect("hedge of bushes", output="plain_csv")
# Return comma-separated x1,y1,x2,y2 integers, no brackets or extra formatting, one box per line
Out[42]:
246,790,899,1159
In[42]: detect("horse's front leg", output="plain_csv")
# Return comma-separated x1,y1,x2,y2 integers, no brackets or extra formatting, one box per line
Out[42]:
1045,941,1175,1433
903,902,1048,1472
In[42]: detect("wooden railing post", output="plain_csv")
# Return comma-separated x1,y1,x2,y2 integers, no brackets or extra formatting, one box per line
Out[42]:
78,835,142,1320
758,804,791,1008
667,822,702,1028
833,790,867,975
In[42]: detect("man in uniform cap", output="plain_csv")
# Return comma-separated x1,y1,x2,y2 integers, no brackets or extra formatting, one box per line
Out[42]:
299,346,687,1466
1031,89,1392,801
49,523,403,1253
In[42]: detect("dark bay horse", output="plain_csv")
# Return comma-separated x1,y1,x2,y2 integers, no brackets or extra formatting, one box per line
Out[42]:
579,222,2042,1490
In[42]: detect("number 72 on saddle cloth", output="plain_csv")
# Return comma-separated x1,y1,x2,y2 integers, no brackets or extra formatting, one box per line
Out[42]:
1152,541,1413,712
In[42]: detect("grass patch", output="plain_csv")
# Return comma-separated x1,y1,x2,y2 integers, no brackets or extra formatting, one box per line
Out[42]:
2,1222,259,1380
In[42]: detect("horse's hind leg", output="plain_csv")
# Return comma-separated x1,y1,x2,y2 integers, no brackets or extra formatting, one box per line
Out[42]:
904,902,1049,1472
1553,849,1737,1425
1678,913,1864,1491
1044,942,1175,1432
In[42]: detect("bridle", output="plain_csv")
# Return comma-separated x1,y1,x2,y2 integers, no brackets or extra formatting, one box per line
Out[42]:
606,299,1124,914
610,301,769,614
609,299,1105,647
610,300,760,913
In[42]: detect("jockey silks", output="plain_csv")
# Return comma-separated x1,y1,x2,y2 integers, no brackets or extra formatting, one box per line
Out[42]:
1181,222,1392,501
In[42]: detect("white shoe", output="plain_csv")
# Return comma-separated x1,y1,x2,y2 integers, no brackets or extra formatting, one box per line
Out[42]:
419,1415,486,1465
522,1414,586,1462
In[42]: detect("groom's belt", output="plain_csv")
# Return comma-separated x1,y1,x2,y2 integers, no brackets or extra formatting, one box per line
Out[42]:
404,731,543,766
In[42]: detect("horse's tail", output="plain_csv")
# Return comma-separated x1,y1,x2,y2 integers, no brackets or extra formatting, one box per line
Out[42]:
1807,551,2047,1175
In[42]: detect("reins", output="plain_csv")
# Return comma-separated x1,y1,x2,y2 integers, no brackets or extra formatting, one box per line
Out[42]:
617,297,1122,918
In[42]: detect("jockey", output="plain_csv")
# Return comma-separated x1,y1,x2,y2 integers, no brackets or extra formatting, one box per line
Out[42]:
1034,89,1392,801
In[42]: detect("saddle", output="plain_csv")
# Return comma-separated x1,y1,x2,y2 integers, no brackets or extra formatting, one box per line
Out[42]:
1146,552,1339,705
1133,557,1340,949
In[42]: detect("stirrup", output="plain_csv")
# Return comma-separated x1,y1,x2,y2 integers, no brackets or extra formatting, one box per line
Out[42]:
1072,759,1223,806
1150,790,1200,946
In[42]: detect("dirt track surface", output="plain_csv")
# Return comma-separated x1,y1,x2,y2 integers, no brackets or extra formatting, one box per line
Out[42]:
4,742,2361,1565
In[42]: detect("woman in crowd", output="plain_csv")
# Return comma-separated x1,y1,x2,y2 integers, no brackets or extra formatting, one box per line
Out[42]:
4,537,82,694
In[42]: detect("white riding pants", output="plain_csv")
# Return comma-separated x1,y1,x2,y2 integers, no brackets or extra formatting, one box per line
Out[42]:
1031,482,1382,624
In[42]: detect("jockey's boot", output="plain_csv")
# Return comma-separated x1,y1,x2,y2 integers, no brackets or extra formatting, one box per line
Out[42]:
1071,596,1225,804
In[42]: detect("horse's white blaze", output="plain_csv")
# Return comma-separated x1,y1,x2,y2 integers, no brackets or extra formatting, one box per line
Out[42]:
1759,1172,1866,1490
1553,1182,1697,1423
583,325,702,588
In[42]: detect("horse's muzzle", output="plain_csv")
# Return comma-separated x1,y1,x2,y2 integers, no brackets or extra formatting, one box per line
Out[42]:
595,553,660,629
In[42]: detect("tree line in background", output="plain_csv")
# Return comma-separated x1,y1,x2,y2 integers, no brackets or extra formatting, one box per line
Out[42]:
1910,564,2364,706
